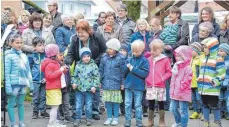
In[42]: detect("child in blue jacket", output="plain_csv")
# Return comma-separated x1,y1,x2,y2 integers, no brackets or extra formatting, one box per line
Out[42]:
124,40,149,127
5,34,33,127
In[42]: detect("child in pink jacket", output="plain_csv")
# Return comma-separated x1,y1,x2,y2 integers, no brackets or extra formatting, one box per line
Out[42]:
145,39,172,127
169,45,193,127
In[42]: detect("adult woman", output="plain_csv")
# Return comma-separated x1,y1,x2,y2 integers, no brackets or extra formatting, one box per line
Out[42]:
74,13,84,26
191,22,217,43
22,13,43,53
192,7,220,38
97,11,123,43
220,14,229,44
18,10,30,34
42,13,55,45
65,20,106,123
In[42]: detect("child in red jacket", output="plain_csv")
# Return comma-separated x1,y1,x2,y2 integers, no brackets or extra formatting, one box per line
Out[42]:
145,39,172,127
41,44,68,127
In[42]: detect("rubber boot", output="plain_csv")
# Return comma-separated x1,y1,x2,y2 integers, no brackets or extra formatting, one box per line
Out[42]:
159,110,166,127
144,110,154,127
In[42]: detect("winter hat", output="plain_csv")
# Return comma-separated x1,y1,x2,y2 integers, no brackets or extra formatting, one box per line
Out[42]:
106,38,121,51
219,43,229,55
190,42,203,55
45,44,59,58
79,47,91,58
120,44,128,52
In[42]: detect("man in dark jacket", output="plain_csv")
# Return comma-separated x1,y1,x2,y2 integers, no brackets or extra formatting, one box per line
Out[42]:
47,1,62,36
116,4,136,45
93,12,106,32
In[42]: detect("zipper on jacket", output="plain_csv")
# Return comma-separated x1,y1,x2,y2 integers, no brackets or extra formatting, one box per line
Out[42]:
201,55,209,95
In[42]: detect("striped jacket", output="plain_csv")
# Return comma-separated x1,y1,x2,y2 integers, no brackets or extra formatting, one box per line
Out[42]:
5,48,33,94
198,37,226,96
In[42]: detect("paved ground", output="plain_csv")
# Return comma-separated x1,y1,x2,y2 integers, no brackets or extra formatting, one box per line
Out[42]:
1,102,229,127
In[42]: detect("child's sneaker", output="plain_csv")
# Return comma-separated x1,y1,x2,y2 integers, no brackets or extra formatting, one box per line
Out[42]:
124,121,131,127
189,112,199,119
65,116,74,123
11,124,19,127
32,112,38,119
111,118,119,126
104,118,112,125
19,122,26,127
204,121,210,127
40,112,50,118
73,120,81,127
86,120,92,126
171,123,181,127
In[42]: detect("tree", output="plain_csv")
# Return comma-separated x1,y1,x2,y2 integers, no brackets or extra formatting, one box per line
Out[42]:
122,1,141,22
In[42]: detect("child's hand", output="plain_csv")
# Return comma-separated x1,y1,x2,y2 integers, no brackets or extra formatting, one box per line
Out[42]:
127,64,133,71
211,80,216,88
165,45,172,50
72,84,78,89
91,87,96,93
60,66,68,73
121,85,124,90
41,79,46,84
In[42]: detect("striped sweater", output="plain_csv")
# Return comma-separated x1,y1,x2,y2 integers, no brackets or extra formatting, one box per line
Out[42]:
198,37,226,96
160,23,178,45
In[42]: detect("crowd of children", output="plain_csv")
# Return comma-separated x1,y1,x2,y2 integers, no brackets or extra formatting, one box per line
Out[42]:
2,2,229,127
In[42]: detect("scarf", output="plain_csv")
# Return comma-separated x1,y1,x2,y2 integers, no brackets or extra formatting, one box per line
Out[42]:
104,25,113,33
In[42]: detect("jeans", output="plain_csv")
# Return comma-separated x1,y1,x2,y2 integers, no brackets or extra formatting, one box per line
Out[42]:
92,91,100,115
165,78,171,110
7,85,26,126
201,95,220,121
105,102,120,118
170,99,189,127
125,89,143,125
75,91,93,120
191,88,202,113
219,88,229,117
32,83,46,113
57,91,71,119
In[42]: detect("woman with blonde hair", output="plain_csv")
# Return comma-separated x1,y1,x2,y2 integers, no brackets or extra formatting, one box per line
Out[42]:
18,10,30,34
74,13,84,26
130,18,151,57
219,13,229,44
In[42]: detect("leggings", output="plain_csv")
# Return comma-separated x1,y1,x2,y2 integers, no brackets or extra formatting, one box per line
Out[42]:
49,105,59,123
8,94,26,126
148,100,164,111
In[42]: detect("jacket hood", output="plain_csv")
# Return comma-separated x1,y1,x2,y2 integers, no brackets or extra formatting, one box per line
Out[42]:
174,45,192,65
41,58,58,72
201,37,219,57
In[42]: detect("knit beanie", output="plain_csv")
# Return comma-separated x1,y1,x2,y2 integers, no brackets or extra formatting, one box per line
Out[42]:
219,43,229,55
190,42,203,55
45,44,59,58
106,38,121,51
120,44,128,52
79,47,92,58
1,11,11,24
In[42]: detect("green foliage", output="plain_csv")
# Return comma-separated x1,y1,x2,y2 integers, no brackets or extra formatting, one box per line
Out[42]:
123,1,141,22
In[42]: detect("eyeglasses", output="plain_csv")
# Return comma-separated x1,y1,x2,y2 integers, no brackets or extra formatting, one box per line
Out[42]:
22,15,28,17
118,9,126,12
48,5,54,7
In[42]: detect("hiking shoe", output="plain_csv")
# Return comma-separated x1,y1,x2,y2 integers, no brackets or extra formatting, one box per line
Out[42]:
111,118,119,126
32,112,39,119
92,114,100,120
41,112,50,118
104,118,112,125
189,112,199,119
65,116,74,123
